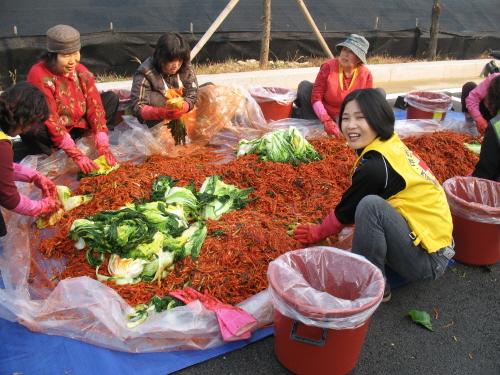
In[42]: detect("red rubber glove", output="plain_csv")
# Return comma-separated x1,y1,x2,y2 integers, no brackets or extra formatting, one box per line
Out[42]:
170,287,258,342
59,135,99,174
95,132,118,166
324,119,341,138
474,118,488,135
11,194,60,217
140,105,185,121
293,211,346,245
12,164,56,198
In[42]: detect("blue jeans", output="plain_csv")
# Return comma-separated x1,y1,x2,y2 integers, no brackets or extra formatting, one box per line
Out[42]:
351,195,452,282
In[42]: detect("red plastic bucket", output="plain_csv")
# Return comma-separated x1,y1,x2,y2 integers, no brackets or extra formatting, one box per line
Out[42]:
449,214,500,265
443,177,500,266
249,86,295,122
405,91,452,122
273,310,372,375
268,247,384,375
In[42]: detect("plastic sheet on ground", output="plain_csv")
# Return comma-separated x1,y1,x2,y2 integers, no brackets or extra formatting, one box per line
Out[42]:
267,247,384,330
0,84,330,353
443,176,500,225
395,118,481,139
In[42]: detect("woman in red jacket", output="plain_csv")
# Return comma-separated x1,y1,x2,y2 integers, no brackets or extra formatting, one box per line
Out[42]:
23,24,119,174
295,34,384,137
0,82,60,237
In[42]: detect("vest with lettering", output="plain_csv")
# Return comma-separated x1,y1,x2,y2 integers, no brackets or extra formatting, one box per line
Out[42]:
352,133,453,252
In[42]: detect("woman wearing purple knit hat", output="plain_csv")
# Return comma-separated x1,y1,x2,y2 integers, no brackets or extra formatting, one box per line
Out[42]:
23,24,119,174
295,34,384,137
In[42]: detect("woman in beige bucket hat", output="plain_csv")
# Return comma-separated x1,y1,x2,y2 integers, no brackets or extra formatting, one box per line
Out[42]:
295,34,384,136
23,24,119,174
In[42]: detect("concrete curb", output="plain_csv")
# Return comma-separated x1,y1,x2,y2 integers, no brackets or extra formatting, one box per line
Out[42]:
96,59,491,92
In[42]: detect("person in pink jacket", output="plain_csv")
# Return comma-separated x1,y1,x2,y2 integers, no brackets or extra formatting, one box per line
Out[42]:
23,24,119,174
462,72,500,135
0,82,60,237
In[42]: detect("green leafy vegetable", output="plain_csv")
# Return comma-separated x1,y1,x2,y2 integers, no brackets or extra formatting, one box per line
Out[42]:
77,155,120,180
463,142,481,156
236,126,323,165
36,185,93,229
408,310,435,331
197,175,257,220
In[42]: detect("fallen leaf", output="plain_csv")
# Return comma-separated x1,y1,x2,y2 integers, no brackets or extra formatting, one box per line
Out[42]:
408,310,435,332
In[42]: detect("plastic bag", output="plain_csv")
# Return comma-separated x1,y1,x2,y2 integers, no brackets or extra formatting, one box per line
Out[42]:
443,176,500,224
248,85,297,105
1,84,316,352
404,91,452,113
267,247,384,330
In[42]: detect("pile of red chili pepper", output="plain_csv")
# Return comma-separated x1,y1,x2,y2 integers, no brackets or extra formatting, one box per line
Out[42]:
36,131,479,306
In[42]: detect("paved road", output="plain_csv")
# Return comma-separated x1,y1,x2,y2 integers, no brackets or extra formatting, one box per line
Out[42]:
172,78,500,375
173,262,499,375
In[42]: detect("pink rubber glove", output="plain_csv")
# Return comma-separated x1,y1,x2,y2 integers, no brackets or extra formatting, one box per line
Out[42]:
95,132,118,166
11,194,60,217
312,101,331,124
324,119,341,138
59,134,99,174
170,287,258,342
12,164,56,198
474,118,488,135
140,105,185,121
293,211,346,245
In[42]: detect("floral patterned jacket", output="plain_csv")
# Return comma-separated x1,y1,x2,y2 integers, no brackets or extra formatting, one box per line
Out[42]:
27,61,108,146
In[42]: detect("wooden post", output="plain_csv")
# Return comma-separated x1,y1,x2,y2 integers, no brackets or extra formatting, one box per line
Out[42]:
259,0,271,70
190,0,241,60
428,0,441,61
295,0,334,59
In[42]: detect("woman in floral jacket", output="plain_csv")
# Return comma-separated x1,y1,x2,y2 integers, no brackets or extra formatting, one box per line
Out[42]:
24,24,118,174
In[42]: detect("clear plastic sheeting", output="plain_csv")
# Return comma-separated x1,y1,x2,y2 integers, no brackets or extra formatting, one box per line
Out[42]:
248,85,297,106
395,118,481,139
443,177,500,224
0,85,329,353
267,247,384,330
404,91,452,113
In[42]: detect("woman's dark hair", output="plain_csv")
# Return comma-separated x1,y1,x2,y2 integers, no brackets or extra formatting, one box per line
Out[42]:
486,74,500,117
153,32,191,76
0,81,49,135
339,88,395,141
39,50,59,74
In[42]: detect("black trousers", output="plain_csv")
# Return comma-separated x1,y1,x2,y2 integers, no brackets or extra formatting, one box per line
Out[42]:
20,91,119,156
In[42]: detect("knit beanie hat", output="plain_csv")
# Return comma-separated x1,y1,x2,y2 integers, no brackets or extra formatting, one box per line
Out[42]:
336,34,369,64
46,25,81,54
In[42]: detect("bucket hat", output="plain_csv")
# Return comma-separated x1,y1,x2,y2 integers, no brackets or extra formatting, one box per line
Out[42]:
46,25,81,54
336,34,369,64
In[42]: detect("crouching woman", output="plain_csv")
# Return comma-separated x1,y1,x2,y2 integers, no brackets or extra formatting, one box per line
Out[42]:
294,88,455,302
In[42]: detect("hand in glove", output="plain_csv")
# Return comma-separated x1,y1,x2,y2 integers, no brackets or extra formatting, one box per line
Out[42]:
324,119,341,138
95,132,118,166
474,118,488,135
11,194,60,217
12,164,56,198
59,134,99,174
170,287,258,341
140,105,185,121
293,211,346,245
